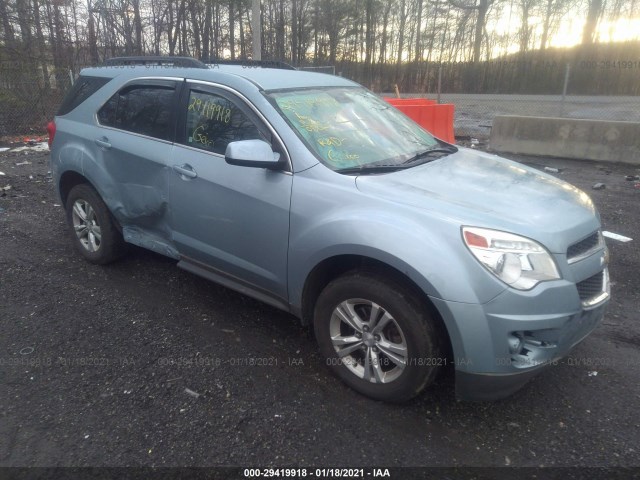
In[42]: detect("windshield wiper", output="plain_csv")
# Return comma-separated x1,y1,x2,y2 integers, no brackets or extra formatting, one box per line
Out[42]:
402,146,458,165
336,165,407,174
335,145,458,175
335,164,408,175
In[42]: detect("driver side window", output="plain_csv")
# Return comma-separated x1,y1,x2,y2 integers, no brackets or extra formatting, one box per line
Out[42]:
185,90,264,155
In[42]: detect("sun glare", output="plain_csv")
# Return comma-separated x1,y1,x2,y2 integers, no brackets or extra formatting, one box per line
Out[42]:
548,18,584,49
597,18,640,42
548,17,640,47
488,6,640,55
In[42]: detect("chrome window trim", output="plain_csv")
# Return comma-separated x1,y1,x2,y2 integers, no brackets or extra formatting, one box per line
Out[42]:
92,123,175,145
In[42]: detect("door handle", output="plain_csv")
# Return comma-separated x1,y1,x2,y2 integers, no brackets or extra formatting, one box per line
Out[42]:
172,164,198,179
94,137,111,149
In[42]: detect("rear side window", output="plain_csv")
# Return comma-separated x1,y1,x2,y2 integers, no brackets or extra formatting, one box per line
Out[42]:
57,76,110,116
98,84,176,141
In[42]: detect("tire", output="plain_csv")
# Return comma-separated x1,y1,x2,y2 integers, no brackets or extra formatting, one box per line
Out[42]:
65,184,127,264
314,270,443,402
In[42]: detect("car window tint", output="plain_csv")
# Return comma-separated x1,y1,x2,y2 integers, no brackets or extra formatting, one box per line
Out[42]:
97,94,118,126
58,76,111,116
98,85,175,140
185,90,263,155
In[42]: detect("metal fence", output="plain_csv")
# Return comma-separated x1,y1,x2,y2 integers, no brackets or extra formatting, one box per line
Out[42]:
385,63,640,140
0,72,72,140
300,65,336,75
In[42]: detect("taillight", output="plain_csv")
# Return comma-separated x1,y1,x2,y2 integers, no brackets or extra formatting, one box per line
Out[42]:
47,120,56,148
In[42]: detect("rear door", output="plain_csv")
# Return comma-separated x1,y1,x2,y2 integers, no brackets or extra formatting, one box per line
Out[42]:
169,81,292,305
95,79,180,254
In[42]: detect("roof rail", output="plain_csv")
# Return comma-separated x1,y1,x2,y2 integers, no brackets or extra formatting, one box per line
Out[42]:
204,59,297,70
103,56,208,69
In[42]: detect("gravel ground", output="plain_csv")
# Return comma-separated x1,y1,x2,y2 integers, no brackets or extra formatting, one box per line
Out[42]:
1,148,639,470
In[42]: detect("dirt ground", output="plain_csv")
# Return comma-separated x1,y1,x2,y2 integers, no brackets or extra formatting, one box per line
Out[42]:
1,147,639,471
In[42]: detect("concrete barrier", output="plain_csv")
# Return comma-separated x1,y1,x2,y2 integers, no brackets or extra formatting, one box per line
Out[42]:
489,115,640,164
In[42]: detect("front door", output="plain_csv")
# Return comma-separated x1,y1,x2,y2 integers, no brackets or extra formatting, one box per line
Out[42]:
169,82,292,304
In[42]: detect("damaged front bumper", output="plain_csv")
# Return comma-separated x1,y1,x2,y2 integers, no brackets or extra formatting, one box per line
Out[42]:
431,268,610,401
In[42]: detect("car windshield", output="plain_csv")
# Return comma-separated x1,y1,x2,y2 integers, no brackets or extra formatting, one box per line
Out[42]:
267,87,443,172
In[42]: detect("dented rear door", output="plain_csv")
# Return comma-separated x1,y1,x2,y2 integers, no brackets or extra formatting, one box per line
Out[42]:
92,78,181,257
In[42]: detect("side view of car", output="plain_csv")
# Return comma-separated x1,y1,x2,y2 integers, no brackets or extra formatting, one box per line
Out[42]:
48,56,610,402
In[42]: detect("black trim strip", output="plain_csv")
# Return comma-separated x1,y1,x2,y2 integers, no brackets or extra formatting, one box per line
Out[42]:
177,256,290,313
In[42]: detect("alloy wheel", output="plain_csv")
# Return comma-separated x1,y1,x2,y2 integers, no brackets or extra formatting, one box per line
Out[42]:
329,298,408,384
71,199,102,253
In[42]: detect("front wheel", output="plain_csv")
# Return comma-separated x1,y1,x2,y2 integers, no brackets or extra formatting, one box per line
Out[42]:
314,271,443,402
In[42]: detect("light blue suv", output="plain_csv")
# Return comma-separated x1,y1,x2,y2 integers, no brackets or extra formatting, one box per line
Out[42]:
48,57,610,401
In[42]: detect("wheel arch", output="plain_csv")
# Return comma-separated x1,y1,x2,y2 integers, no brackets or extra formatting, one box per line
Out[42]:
59,169,92,207
299,254,454,360
58,169,123,233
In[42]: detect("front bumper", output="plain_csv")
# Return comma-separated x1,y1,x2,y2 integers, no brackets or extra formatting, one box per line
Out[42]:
455,367,546,401
430,268,609,401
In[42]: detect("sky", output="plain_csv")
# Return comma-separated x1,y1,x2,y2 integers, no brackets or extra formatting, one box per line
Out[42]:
488,7,640,55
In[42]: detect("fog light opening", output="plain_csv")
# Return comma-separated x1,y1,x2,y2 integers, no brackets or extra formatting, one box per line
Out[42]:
508,332,525,355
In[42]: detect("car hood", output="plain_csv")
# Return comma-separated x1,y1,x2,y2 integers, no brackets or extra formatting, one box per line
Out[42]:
355,149,599,253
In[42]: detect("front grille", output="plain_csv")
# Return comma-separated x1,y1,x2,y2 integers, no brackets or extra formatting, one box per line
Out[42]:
576,271,604,301
567,231,600,262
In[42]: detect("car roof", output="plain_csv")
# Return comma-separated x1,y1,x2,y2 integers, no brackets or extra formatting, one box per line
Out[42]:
79,65,358,91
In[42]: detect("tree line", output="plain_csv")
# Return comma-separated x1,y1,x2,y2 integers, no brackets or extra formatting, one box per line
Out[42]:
0,0,638,94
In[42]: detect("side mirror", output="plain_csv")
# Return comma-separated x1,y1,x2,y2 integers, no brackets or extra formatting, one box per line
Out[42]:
225,139,282,169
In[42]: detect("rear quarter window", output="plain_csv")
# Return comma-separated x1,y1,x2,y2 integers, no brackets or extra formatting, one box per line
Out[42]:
57,76,111,116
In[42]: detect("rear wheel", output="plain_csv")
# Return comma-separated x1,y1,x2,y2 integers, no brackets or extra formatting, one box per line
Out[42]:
314,270,443,402
65,184,126,264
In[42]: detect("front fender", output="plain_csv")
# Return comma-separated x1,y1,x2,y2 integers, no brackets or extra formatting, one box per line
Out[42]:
287,165,508,309
288,213,506,310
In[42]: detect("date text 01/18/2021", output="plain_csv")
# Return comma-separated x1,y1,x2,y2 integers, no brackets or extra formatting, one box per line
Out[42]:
243,468,391,478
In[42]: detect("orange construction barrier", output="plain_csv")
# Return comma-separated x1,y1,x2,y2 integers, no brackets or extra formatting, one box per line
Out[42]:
383,97,436,106
384,98,455,144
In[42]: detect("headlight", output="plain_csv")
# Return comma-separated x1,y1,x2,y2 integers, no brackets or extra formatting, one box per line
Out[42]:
462,227,560,290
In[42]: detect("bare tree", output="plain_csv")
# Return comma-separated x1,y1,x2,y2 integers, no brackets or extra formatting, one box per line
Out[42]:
448,0,496,62
517,0,536,52
582,0,604,44
1,0,640,113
